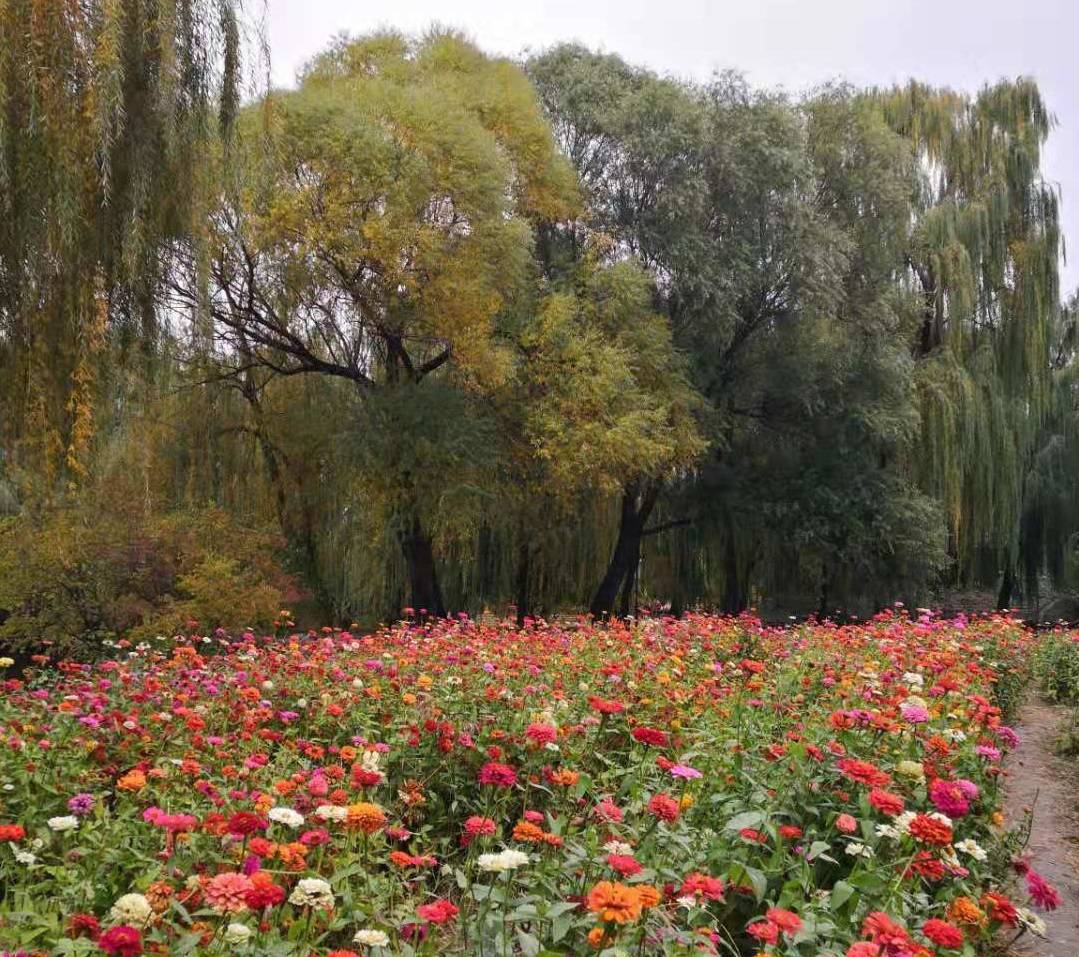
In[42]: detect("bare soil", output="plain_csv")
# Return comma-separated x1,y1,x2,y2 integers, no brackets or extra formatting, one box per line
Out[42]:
1004,697,1079,957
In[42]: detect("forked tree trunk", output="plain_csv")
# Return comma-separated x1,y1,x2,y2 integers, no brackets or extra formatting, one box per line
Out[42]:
590,479,660,620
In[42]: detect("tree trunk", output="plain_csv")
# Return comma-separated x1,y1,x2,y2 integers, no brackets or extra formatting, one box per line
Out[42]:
720,530,748,615
400,515,446,619
617,539,640,618
817,572,831,621
997,563,1015,611
589,480,659,620
515,537,531,627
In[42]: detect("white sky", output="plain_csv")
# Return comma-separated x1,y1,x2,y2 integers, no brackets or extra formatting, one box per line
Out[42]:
266,0,1078,293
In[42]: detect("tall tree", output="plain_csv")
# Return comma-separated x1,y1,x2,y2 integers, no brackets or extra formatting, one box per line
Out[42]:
0,0,241,494
171,31,577,617
869,80,1063,596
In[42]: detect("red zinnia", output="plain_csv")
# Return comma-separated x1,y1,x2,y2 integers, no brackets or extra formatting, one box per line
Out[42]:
908,814,953,846
588,696,624,715
631,726,669,747
98,925,142,956
869,789,905,817
226,811,268,836
608,854,642,877
922,918,964,950
837,758,891,788
766,907,803,935
981,891,1019,926
647,793,680,823
747,920,779,944
477,762,517,788
67,913,101,940
416,899,459,924
680,872,724,901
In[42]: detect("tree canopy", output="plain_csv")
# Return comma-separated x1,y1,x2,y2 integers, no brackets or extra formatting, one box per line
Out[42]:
1,17,1077,649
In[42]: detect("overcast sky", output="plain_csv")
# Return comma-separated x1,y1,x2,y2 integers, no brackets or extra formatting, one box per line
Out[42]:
266,0,1077,292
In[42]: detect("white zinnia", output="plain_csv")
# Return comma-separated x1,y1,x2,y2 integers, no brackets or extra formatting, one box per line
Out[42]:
875,823,901,841
602,840,634,856
224,923,253,944
353,928,391,947
314,804,348,822
1017,907,1047,937
955,838,987,861
268,806,304,828
48,815,79,832
110,892,155,928
477,849,529,872
289,877,334,909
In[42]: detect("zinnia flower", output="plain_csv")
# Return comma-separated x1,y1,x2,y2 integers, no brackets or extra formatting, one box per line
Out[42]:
477,762,517,788
647,793,680,823
346,802,387,834
416,899,458,924
109,893,154,929
289,877,335,909
922,918,964,949
586,881,643,924
97,925,142,956
205,873,254,913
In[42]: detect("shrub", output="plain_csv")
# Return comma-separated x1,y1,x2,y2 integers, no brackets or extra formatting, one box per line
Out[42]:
0,505,301,658
1033,629,1079,704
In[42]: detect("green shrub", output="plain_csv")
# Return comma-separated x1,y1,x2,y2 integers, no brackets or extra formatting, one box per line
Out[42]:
0,505,301,658
1034,629,1079,704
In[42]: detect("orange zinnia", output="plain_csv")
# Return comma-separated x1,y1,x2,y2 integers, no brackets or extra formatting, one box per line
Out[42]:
586,881,643,924
346,802,387,834
635,884,661,909
116,769,146,792
946,896,986,926
512,821,545,843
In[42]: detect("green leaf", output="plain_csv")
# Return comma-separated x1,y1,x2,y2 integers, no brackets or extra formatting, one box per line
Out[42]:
830,880,855,909
724,810,765,832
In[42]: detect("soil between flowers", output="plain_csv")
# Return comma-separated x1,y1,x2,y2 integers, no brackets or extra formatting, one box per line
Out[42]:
1005,697,1079,957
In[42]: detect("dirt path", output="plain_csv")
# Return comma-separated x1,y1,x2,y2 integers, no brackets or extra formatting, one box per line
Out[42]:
1004,696,1079,957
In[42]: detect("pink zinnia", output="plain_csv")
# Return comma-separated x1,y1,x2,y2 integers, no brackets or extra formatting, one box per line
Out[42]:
929,778,975,818
477,762,517,788
97,925,142,956
1026,869,1062,911
205,872,254,913
669,764,702,780
525,723,558,745
900,704,930,724
594,798,623,823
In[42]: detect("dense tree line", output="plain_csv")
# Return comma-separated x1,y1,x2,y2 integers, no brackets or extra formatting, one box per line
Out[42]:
0,15,1076,646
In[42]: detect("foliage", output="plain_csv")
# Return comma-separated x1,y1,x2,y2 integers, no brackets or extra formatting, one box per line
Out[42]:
0,612,1058,954
2,18,1079,635
0,0,241,492
0,506,297,658
1033,630,1079,705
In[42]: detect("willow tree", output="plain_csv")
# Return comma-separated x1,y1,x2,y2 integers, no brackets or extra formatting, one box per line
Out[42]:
0,0,241,498
171,31,577,617
488,253,702,623
868,80,1062,600
528,46,717,616
1013,291,1079,613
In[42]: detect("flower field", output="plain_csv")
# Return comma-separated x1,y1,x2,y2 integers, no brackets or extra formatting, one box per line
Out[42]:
0,612,1064,956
